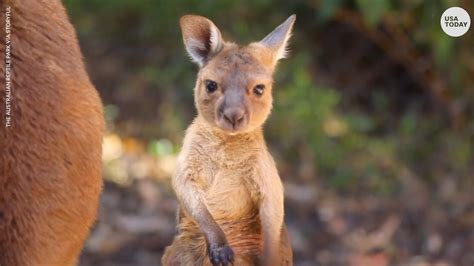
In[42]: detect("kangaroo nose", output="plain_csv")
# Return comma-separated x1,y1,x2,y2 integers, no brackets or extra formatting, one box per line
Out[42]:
223,108,245,128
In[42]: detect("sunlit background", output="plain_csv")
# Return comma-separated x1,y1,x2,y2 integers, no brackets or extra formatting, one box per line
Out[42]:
63,0,474,265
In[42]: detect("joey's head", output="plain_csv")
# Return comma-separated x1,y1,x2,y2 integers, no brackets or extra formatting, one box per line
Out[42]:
180,14,295,133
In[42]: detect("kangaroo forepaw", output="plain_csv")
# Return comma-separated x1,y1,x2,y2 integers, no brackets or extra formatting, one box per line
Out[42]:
209,243,234,266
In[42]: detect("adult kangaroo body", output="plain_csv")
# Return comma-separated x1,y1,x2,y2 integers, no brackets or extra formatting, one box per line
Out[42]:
0,1,104,265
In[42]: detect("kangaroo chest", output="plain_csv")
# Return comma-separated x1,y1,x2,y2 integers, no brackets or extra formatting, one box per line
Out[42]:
203,149,260,216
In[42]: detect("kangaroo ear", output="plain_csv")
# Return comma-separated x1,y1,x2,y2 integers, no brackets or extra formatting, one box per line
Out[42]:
180,15,224,66
260,15,296,62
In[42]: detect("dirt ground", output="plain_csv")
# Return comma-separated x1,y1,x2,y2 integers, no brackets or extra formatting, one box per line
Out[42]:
79,136,474,266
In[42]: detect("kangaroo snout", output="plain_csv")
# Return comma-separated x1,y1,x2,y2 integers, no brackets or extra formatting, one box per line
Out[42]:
223,107,245,128
220,106,247,131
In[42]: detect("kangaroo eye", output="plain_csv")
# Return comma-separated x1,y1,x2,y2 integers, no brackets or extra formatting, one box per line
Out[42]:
253,84,265,96
205,80,218,93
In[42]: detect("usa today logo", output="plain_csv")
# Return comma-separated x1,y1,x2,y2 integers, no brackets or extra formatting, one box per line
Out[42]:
441,7,471,37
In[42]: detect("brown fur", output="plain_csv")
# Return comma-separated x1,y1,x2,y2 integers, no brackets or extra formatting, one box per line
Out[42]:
0,0,104,265
163,15,295,266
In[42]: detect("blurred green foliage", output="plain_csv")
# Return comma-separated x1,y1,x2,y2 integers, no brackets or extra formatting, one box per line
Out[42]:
64,0,473,194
